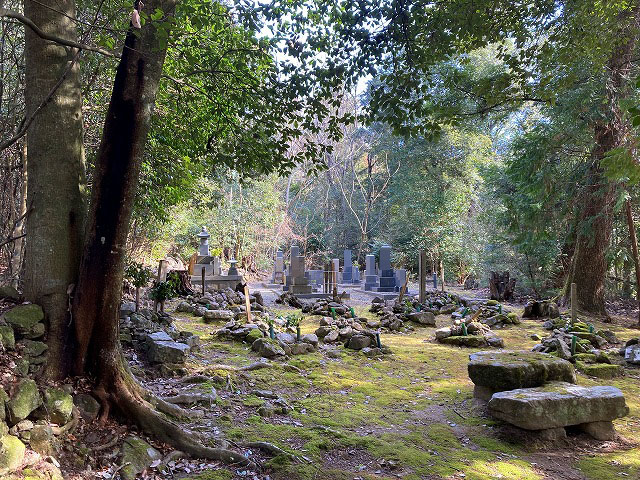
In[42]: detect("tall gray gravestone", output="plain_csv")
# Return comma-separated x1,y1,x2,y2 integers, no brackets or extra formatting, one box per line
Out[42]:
377,245,397,292
364,254,379,291
342,249,354,283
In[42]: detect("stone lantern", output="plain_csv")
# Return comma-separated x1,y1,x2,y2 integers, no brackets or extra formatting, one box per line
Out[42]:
197,227,210,257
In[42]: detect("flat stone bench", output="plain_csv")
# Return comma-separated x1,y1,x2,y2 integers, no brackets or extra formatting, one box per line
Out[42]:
488,382,628,440
468,350,576,400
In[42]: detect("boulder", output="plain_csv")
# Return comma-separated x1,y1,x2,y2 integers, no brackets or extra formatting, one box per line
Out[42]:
440,335,487,347
21,340,47,357
435,327,452,340
245,328,264,344
578,363,624,379
147,340,190,364
38,388,73,425
120,435,162,480
251,338,285,358
346,335,371,350
74,394,100,422
29,424,56,455
0,325,15,350
488,382,629,431
276,332,296,344
2,304,44,337
0,285,20,302
468,350,576,395
7,379,42,425
175,301,194,313
407,312,436,326
203,309,234,323
0,435,25,475
324,330,339,343
624,344,640,365
302,333,318,346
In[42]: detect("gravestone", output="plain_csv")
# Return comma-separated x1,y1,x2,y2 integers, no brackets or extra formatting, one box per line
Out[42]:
306,269,324,288
342,250,354,283
377,245,397,292
272,250,285,284
364,254,379,291
331,258,341,285
289,251,312,294
395,269,407,291
284,246,301,290
190,228,243,289
194,227,215,276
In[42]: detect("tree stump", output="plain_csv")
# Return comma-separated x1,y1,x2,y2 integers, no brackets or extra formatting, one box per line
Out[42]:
489,271,516,301
168,270,195,296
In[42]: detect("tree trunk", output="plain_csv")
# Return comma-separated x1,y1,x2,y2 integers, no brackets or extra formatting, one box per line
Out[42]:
69,2,249,463
624,197,640,326
489,271,516,301
564,6,640,316
23,0,86,380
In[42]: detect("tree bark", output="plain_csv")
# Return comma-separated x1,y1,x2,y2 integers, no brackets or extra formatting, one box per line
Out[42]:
564,6,640,316
624,197,640,326
23,0,86,380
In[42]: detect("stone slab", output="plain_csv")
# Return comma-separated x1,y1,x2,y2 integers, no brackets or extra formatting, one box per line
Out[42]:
488,382,629,430
468,350,576,393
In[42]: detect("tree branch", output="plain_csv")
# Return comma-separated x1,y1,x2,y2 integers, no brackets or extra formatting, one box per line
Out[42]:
0,7,117,57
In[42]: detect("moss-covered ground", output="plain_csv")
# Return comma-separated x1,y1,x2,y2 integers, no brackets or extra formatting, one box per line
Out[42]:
170,294,640,480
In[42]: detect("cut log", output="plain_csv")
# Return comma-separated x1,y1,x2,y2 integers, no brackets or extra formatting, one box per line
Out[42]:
489,271,516,301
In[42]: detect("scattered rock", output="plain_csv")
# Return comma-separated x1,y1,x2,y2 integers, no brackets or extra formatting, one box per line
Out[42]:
2,304,44,337
7,379,42,425
0,434,25,475
29,424,56,455
73,394,100,423
347,335,371,350
251,338,285,359
0,285,21,302
120,436,162,480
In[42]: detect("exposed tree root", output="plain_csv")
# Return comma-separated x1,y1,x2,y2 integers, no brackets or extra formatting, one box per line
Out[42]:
50,406,79,435
94,362,254,467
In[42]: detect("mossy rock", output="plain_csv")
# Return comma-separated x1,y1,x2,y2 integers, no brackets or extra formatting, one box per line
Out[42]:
506,312,520,324
36,388,73,425
486,300,500,306
0,326,15,350
245,328,264,344
0,286,21,302
0,387,8,421
440,335,487,347
120,436,162,480
0,435,25,475
2,304,44,336
7,379,42,425
468,350,576,392
573,353,597,364
579,363,624,379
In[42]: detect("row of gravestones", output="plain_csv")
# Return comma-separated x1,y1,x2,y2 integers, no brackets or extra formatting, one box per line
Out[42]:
273,245,408,293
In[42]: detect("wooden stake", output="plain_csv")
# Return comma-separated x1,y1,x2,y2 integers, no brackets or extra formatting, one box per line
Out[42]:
398,278,409,303
571,282,577,326
244,284,252,322
201,267,205,295
419,249,426,303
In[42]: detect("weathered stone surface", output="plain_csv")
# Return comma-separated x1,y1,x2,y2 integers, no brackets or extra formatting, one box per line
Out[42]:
407,312,436,326
147,340,190,364
440,335,486,347
347,335,371,350
624,344,640,365
245,328,263,344
251,338,285,358
120,435,162,480
22,340,47,357
37,388,73,425
435,327,452,340
324,330,339,343
30,424,56,455
578,363,624,379
203,309,234,322
2,304,44,336
276,332,296,344
0,285,20,302
0,325,15,350
74,394,100,422
468,350,576,393
579,421,616,440
0,434,25,475
488,382,629,430
302,333,318,346
7,379,42,425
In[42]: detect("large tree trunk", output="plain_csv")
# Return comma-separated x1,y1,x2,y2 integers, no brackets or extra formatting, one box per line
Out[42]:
69,2,249,463
624,197,640,326
10,142,28,288
564,6,640,316
23,0,86,380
